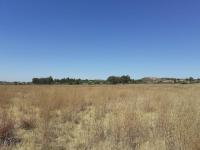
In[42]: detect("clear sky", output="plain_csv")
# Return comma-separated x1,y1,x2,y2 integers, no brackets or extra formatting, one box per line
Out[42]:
0,0,200,81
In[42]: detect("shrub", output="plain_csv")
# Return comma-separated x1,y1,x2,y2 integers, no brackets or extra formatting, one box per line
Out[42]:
0,118,20,146
20,117,36,130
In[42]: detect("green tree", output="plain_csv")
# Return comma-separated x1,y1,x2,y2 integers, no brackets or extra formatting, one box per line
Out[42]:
189,77,194,83
120,75,131,84
107,76,121,84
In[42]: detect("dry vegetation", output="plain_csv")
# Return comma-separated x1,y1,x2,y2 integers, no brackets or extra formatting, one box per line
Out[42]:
0,84,199,150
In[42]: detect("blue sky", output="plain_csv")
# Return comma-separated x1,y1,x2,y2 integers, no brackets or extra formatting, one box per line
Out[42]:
0,0,200,81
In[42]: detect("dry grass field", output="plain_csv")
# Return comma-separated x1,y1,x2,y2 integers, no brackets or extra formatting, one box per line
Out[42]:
0,84,200,150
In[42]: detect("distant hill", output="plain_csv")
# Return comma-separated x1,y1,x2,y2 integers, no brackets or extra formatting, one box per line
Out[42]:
0,81,13,85
141,77,161,83
0,81,28,85
140,77,200,84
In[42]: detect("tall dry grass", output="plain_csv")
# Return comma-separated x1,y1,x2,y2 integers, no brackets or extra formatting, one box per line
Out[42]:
0,84,199,150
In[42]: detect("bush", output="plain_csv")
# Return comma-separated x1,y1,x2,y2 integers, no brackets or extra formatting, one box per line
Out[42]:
20,118,36,130
0,118,20,146
107,75,132,84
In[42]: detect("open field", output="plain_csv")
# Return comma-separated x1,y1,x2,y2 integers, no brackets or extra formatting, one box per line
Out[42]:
0,85,200,150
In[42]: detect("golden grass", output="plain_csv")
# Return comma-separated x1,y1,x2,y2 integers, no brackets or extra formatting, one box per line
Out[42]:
0,84,199,150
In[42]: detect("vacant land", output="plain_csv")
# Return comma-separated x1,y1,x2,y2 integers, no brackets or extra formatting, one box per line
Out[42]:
0,85,199,150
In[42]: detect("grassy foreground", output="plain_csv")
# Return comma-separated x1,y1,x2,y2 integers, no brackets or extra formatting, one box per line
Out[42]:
0,85,200,150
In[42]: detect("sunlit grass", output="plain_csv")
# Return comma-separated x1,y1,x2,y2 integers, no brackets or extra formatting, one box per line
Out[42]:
0,84,199,150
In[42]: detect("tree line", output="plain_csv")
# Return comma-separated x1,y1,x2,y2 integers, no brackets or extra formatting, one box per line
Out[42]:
31,76,200,85
1,76,200,85
32,75,133,85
